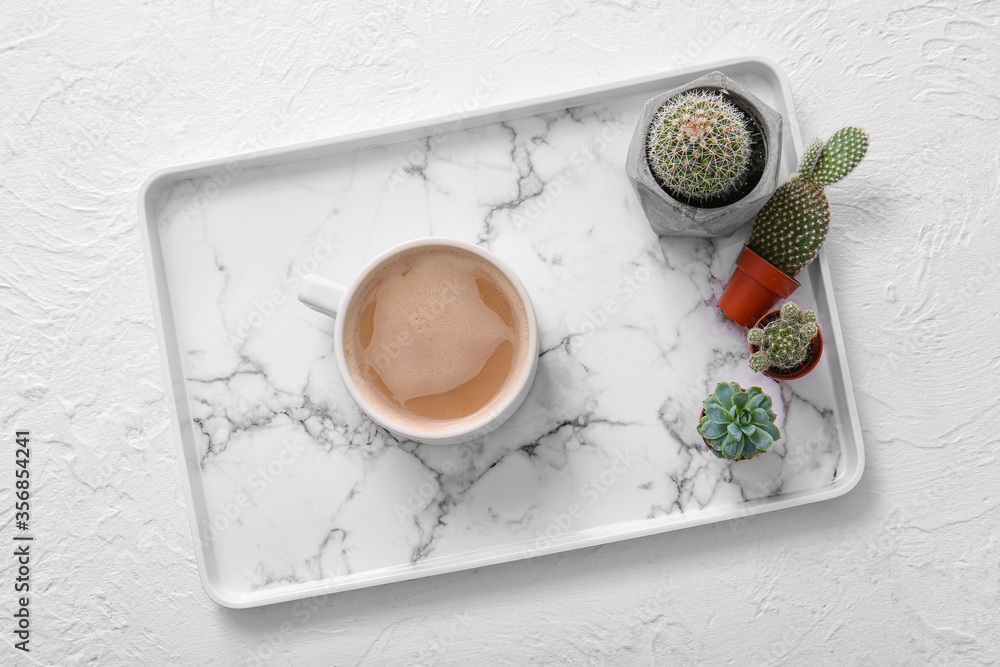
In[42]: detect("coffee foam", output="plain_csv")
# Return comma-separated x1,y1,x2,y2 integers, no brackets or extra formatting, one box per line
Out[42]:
344,246,529,428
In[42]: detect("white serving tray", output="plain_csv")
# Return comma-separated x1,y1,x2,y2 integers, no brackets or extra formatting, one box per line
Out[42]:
139,57,864,608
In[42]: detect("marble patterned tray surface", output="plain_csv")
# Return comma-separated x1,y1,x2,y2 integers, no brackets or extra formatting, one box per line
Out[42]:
141,59,863,607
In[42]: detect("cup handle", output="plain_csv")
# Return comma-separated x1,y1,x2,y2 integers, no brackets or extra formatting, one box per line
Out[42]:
298,274,347,318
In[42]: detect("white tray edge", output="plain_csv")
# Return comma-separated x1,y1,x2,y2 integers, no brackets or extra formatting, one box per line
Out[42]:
137,55,866,608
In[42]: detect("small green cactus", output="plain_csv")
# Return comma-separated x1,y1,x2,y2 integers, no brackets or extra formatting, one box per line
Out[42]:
747,302,819,373
697,382,780,461
747,126,869,277
646,89,753,202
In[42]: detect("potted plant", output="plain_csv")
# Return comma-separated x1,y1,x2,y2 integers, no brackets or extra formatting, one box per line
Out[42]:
747,302,823,380
625,70,783,237
697,382,780,461
717,126,870,327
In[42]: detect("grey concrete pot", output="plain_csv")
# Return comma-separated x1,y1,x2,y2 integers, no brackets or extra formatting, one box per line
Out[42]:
626,71,783,237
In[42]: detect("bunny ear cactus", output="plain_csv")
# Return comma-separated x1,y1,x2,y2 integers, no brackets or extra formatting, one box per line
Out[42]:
748,302,819,373
797,137,825,179
747,127,869,277
646,89,753,203
697,382,780,461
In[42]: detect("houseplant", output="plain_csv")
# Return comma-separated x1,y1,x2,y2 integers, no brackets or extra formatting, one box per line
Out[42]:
646,89,752,204
747,301,823,380
697,382,780,461
717,126,869,327
626,70,783,237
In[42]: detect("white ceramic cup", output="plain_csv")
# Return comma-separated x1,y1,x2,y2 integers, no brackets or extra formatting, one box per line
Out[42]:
298,237,539,445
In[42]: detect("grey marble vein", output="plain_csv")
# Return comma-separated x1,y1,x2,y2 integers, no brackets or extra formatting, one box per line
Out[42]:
154,89,845,596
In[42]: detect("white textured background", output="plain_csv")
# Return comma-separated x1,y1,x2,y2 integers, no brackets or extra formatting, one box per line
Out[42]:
2,1,1000,665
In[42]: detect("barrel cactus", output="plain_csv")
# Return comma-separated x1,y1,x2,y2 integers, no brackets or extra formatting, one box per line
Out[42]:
747,302,819,373
646,89,752,203
697,382,780,461
747,126,869,277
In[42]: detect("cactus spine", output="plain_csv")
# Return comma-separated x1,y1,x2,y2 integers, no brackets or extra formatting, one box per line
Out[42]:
747,126,869,277
646,89,752,202
747,302,819,373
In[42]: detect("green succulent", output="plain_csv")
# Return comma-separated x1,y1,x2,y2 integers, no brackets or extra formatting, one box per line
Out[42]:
748,302,819,373
747,126,869,277
646,89,753,202
697,382,780,461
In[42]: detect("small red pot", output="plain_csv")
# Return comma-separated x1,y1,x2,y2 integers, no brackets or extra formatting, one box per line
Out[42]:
748,310,824,380
717,246,800,328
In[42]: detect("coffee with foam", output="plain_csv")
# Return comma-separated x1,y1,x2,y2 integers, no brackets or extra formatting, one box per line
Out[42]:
343,245,530,428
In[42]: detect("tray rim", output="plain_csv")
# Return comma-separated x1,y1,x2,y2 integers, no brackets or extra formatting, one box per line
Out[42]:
137,55,865,609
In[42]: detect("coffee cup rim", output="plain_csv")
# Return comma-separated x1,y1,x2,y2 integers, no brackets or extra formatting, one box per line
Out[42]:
332,237,539,445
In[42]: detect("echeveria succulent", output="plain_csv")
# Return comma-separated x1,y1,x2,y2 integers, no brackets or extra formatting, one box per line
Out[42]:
697,382,780,461
747,302,819,373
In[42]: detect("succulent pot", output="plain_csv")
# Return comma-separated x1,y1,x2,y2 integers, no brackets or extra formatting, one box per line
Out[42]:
749,310,824,380
717,246,799,328
699,406,760,461
625,70,783,238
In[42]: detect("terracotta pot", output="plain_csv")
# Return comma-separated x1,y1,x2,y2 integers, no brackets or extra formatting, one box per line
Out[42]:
717,246,799,328
698,405,759,461
748,310,824,380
